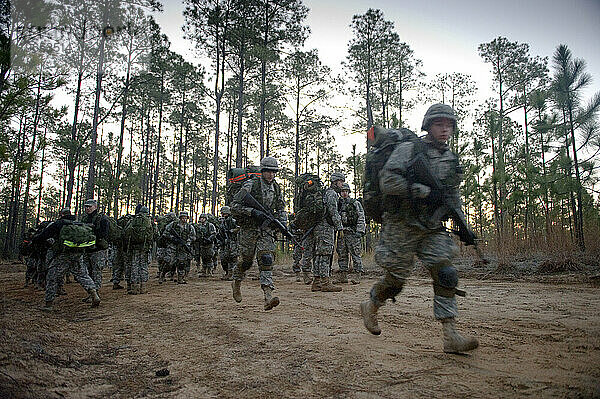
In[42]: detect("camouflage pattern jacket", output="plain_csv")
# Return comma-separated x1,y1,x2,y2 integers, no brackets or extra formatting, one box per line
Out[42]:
232,177,286,228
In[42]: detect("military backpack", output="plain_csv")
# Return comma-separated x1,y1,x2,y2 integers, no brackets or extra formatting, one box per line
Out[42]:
226,166,260,205
363,126,419,223
58,221,96,251
122,214,154,248
293,173,326,231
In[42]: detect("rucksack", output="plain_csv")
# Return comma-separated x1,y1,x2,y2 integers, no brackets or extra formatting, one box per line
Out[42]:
363,126,419,223
59,221,96,251
226,166,260,205
105,216,121,244
293,173,326,231
123,214,154,247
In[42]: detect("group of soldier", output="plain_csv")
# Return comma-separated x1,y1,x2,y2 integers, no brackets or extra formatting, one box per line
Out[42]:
20,103,479,354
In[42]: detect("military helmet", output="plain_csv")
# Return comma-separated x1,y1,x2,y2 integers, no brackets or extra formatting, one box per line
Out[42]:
341,182,351,192
59,208,71,216
179,211,189,218
330,172,345,183
221,206,231,215
167,211,176,218
421,103,457,132
138,206,149,214
260,156,279,172
199,213,208,220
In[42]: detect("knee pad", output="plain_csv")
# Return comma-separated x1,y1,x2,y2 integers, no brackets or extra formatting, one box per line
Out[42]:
431,265,458,297
258,253,273,271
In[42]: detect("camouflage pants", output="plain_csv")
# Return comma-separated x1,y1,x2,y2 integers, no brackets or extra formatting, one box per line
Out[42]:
126,249,150,284
232,227,275,288
196,245,214,272
156,247,174,274
303,220,335,278
112,247,125,284
172,246,192,276
25,257,37,282
220,241,238,272
83,250,107,290
371,216,459,320
336,231,363,273
292,232,307,274
45,252,96,302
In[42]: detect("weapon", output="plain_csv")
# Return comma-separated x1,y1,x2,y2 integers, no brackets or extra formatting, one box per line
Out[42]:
168,229,195,257
240,191,303,249
407,152,489,264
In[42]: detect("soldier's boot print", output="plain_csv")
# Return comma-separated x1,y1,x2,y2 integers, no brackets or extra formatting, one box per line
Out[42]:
334,271,348,284
303,272,312,285
350,272,362,285
262,286,280,311
41,300,53,311
128,283,139,294
295,271,301,282
113,282,124,290
360,299,381,335
232,280,242,303
320,277,342,292
441,318,479,354
89,289,101,307
311,276,321,292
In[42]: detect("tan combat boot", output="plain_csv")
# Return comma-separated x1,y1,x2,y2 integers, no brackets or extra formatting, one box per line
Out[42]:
303,272,312,285
89,289,101,307
350,272,362,285
232,280,242,303
311,276,321,292
320,277,342,292
262,286,280,311
360,299,381,335
441,318,479,353
335,271,348,284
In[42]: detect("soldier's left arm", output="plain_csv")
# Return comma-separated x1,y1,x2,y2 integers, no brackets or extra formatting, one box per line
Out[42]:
275,182,287,225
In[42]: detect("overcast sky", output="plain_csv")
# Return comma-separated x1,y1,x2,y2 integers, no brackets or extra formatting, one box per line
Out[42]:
153,0,600,155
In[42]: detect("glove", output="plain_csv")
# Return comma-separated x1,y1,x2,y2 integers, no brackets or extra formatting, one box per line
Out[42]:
251,209,269,224
458,225,477,246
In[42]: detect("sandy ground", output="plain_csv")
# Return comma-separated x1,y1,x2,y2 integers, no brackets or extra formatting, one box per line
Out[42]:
1,261,599,399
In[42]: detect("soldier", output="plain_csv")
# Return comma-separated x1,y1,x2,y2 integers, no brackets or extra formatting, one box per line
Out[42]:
35,208,100,311
289,215,307,283
157,211,177,283
194,214,216,277
111,213,133,290
360,104,479,354
81,199,109,300
20,227,36,287
231,156,286,310
303,172,344,292
123,205,154,294
217,206,239,281
335,182,366,284
163,211,196,284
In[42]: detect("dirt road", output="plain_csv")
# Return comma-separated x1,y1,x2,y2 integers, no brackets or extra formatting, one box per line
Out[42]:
1,262,599,398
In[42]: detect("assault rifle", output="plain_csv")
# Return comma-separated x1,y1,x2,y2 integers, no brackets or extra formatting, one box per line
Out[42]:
240,191,303,249
407,152,489,264
168,229,195,257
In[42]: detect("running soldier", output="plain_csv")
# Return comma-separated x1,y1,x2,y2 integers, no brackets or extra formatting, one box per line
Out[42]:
335,182,366,284
217,206,239,281
360,104,479,354
163,211,196,284
194,214,216,277
231,156,286,311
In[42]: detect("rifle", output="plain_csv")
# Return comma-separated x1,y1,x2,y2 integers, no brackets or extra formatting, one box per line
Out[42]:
168,228,195,257
240,191,303,249
407,152,489,264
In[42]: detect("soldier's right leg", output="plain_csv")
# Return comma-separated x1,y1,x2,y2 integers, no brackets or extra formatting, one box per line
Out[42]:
112,248,125,289
42,258,66,310
231,229,258,303
361,220,420,335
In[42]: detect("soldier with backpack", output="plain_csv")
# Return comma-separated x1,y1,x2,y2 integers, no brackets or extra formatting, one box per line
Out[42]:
157,211,177,283
163,211,196,284
35,208,100,311
111,213,133,290
81,199,109,297
217,206,239,281
335,182,366,284
360,104,479,354
230,157,286,311
299,172,344,293
194,214,217,277
122,205,155,294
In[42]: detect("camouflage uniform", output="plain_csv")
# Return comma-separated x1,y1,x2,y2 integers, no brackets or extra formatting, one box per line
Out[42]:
218,210,239,279
194,217,216,276
81,203,110,290
163,215,196,283
124,209,154,292
111,214,132,289
336,193,366,275
157,212,177,281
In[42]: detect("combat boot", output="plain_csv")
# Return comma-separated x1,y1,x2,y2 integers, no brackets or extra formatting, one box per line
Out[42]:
139,282,147,294
126,282,132,293
321,277,342,292
360,299,381,335
262,286,280,311
159,273,166,284
303,272,312,285
113,282,124,290
295,272,301,282
89,289,101,307
441,318,479,353
335,271,348,284
128,283,139,294
41,301,53,311
350,272,362,285
311,276,321,292
232,280,242,303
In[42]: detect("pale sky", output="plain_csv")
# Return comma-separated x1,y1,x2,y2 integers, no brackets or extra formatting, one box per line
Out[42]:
154,0,600,156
